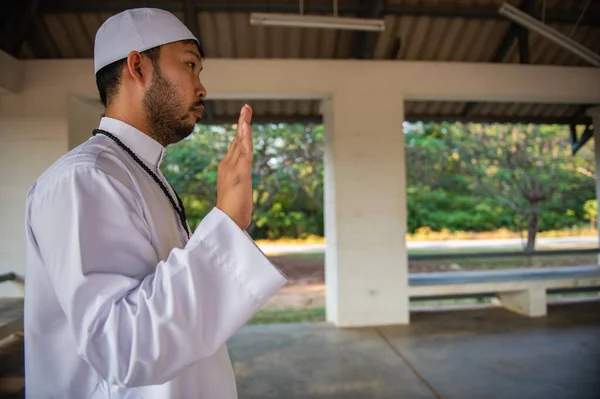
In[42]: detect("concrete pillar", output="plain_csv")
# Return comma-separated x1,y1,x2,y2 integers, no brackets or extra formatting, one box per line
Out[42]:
0,117,68,296
587,106,600,264
67,96,104,150
322,91,409,327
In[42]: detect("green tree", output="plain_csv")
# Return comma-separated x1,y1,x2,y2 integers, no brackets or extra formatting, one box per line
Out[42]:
584,199,597,228
455,123,594,250
160,120,595,241
161,123,324,239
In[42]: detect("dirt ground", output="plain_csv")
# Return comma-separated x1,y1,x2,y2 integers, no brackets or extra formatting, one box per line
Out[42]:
263,253,599,311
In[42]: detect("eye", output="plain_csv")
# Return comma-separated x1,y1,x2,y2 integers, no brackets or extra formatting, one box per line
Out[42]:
188,62,196,69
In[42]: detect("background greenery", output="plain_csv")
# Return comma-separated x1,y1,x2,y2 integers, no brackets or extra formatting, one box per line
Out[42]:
162,121,597,248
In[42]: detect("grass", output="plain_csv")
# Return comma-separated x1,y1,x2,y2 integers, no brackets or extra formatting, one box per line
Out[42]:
247,307,326,325
246,293,600,326
275,252,324,260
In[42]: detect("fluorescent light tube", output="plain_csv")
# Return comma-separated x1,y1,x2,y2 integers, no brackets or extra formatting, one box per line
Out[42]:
499,2,600,67
250,12,385,32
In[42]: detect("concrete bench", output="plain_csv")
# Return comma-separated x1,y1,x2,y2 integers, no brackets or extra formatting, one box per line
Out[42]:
0,298,23,341
0,297,24,398
409,266,600,317
0,273,24,342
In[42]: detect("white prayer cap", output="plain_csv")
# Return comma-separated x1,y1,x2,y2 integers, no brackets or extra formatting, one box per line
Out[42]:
94,8,199,74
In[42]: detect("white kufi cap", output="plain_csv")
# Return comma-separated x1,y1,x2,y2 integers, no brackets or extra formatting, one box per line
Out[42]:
94,8,198,74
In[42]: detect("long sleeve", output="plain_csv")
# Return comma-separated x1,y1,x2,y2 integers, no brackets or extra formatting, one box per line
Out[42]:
27,165,286,388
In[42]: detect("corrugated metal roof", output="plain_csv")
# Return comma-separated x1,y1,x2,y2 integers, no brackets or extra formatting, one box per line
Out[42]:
27,6,600,64
5,0,600,125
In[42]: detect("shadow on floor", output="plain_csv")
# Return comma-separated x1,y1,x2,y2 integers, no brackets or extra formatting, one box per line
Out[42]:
228,300,600,399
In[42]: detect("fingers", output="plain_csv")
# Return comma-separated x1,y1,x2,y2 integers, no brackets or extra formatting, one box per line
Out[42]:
237,105,253,163
225,132,240,161
224,105,251,162
240,121,253,163
238,104,252,131
225,105,252,164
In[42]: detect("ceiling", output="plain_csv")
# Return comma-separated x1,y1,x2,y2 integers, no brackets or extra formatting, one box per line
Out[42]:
1,0,599,127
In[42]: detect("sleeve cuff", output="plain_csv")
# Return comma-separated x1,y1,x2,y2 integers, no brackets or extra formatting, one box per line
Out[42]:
188,207,288,304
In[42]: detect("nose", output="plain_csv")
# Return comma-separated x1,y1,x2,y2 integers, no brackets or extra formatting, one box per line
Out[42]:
196,81,207,99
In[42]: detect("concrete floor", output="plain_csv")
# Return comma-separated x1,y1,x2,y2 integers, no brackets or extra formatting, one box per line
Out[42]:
1,299,599,398
228,301,600,399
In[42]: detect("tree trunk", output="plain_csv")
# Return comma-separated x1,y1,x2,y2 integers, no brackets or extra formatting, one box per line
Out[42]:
525,207,540,252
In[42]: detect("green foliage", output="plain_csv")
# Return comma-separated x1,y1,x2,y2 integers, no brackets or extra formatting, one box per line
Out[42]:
584,199,598,227
162,123,324,239
161,120,596,240
406,121,596,247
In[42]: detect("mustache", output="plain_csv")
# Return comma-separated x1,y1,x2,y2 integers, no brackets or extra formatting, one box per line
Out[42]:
190,100,205,110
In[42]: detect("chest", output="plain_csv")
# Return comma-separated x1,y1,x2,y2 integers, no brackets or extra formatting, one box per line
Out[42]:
125,160,190,262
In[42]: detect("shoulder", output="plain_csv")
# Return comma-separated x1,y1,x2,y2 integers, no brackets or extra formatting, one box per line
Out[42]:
27,136,139,206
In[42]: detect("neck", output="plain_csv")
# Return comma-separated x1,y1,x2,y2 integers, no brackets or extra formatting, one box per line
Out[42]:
104,104,166,147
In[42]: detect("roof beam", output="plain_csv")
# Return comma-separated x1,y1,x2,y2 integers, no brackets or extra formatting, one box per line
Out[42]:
350,0,385,59
571,124,594,155
491,0,536,63
517,27,530,64
568,105,595,153
10,59,600,117
39,2,600,27
461,0,535,119
572,105,590,123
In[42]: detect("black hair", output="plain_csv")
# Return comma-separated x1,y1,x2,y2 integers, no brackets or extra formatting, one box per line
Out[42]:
95,39,205,107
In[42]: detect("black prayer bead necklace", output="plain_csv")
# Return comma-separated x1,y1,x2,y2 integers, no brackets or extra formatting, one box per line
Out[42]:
92,129,191,238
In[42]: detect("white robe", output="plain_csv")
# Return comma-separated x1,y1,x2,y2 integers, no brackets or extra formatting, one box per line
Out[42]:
23,117,287,398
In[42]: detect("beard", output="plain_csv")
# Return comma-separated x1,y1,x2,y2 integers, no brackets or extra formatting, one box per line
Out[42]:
142,65,202,146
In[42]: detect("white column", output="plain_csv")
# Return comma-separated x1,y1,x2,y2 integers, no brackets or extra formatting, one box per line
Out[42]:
322,91,409,327
588,106,600,263
0,117,67,296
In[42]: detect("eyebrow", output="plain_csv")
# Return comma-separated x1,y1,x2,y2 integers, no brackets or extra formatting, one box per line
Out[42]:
185,50,203,70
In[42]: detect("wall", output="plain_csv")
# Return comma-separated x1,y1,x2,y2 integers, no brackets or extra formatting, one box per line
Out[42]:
0,117,67,296
67,96,104,150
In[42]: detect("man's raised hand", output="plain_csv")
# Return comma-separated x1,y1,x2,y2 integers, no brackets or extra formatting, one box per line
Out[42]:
216,104,254,230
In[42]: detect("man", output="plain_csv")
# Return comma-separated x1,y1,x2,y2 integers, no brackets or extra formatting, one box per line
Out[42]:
23,8,287,398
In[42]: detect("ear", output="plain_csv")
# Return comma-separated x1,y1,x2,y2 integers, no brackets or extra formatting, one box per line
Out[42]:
124,51,152,86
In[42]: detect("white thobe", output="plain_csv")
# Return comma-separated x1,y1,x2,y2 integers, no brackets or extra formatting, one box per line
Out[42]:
23,117,287,398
